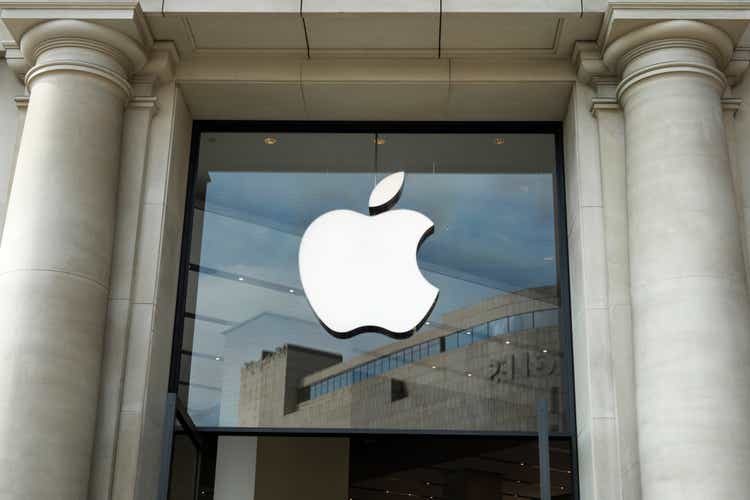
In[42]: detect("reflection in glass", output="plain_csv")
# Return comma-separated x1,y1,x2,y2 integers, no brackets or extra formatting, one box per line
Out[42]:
177,131,567,433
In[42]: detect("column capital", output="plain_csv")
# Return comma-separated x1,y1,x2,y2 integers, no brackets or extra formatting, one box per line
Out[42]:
603,20,736,102
19,19,147,99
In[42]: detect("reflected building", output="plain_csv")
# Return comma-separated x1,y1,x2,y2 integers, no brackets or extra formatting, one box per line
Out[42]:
237,286,566,433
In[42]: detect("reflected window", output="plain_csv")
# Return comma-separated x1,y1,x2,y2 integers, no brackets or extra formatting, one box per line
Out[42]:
535,308,560,328
510,312,534,332
489,317,509,336
174,128,569,434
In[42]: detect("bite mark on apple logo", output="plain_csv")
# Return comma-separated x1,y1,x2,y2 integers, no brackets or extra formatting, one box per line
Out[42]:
298,172,439,339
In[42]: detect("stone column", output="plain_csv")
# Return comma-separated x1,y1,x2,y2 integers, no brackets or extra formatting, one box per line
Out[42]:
604,21,750,499
0,20,145,500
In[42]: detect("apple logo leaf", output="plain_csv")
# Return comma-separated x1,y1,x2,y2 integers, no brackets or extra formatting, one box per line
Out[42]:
369,171,405,215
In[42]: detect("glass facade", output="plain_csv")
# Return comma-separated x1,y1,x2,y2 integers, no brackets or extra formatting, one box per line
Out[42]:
173,125,571,436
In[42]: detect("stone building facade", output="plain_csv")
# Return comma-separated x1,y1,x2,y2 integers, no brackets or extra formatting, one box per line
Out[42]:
0,1,748,500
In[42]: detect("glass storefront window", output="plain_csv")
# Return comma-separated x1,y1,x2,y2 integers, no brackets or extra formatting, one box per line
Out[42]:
174,126,570,434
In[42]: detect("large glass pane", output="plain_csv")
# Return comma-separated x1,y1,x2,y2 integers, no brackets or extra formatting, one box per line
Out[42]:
177,130,567,433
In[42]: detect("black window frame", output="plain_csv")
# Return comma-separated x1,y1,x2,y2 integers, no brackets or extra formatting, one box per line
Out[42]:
164,120,578,500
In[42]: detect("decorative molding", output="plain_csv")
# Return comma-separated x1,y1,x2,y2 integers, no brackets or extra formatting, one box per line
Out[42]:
140,41,180,82
132,41,180,96
617,60,728,100
13,95,28,109
572,41,615,86
721,96,743,116
590,97,620,117
127,95,159,117
25,59,133,97
726,47,750,86
2,41,28,80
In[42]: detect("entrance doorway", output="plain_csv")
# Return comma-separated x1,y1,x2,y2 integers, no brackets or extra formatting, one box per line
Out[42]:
168,433,574,499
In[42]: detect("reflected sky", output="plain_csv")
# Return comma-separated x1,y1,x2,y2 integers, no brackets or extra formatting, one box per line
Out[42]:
182,132,561,426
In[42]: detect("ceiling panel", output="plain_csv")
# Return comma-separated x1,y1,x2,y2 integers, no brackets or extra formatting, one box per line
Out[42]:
447,82,573,121
185,13,307,51
303,13,440,54
442,13,561,52
180,82,306,119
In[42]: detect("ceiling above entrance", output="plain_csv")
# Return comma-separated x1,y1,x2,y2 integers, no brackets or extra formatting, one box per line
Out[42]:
141,0,604,60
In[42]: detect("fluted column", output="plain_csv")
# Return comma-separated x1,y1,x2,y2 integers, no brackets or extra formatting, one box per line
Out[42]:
604,21,750,499
0,20,145,500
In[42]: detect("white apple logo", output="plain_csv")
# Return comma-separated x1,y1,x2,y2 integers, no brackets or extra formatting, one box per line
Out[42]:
298,172,439,339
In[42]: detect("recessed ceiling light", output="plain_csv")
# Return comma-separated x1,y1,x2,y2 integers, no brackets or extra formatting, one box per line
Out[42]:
374,137,386,145
289,289,295,294
215,356,222,361
494,137,505,145
467,372,472,377
542,348,549,353
505,339,511,345
264,136,277,145
431,365,437,369
238,277,244,281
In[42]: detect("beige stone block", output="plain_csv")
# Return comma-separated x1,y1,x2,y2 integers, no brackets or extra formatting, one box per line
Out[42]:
142,84,176,207
570,307,590,436
164,0,299,12
590,417,622,500
143,321,173,437
181,81,306,120
305,16,438,55
90,298,131,499
584,307,615,419
447,82,572,121
111,411,142,500
572,85,603,208
182,13,307,51
132,203,165,304
121,303,156,414
579,206,608,309
563,91,580,234
303,82,449,121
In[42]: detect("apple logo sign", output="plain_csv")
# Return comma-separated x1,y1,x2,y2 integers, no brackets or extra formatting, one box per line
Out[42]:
298,172,439,339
